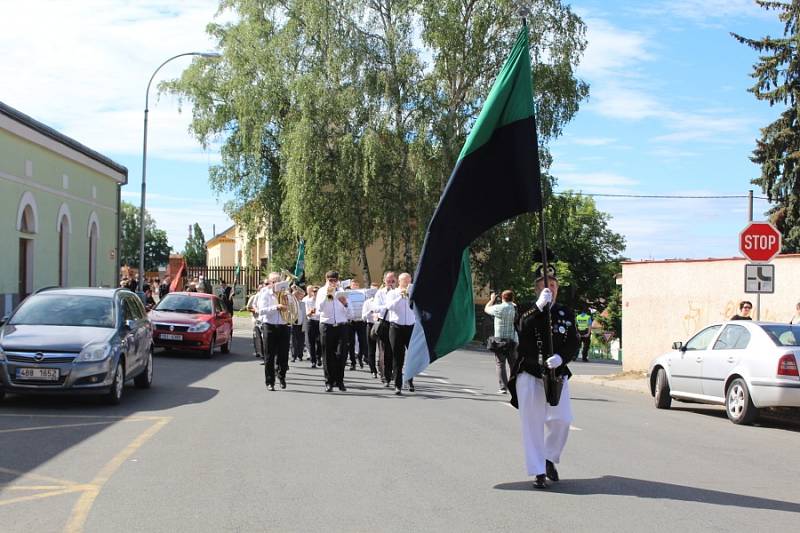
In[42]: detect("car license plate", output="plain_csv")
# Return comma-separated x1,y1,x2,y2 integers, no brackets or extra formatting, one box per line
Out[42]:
16,367,60,381
161,334,183,341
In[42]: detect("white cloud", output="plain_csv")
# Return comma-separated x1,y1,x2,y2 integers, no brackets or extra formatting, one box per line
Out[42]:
571,137,617,146
0,0,221,160
557,172,639,191
579,18,653,78
639,0,769,23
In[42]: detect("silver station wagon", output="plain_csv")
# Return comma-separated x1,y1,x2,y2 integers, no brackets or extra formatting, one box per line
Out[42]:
0,287,153,404
649,321,800,425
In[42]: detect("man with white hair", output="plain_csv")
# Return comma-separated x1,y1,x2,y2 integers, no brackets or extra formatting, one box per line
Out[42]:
385,272,416,395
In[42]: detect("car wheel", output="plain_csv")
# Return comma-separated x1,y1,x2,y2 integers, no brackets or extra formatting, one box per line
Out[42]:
204,335,216,358
134,349,153,389
106,360,125,405
221,335,231,354
654,368,672,409
726,378,759,425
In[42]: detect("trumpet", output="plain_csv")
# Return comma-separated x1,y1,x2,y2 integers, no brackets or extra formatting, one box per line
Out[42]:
326,284,336,300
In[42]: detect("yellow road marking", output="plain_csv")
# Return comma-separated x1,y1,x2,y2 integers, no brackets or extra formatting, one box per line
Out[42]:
0,488,84,506
0,467,80,487
0,421,118,434
64,416,171,533
0,413,162,421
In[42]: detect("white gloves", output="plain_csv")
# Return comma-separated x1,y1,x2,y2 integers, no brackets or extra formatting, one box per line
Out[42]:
546,354,563,369
536,288,553,311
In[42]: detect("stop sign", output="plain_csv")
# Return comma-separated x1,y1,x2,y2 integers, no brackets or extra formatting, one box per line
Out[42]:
740,221,782,262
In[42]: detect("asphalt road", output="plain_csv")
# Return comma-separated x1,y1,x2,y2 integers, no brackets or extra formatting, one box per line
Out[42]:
1,318,798,532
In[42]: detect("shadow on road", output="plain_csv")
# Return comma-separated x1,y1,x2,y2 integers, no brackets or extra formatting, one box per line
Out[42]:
673,405,800,432
494,476,800,513
0,335,251,487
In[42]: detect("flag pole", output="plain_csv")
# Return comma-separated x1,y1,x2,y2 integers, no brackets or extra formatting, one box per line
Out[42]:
521,13,558,404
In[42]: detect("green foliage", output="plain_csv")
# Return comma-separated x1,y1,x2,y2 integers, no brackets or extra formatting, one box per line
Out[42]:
732,0,800,251
183,223,207,267
119,201,172,271
597,286,622,344
164,0,623,304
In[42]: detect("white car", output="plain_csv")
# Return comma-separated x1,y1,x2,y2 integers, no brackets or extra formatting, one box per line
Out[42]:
649,321,800,425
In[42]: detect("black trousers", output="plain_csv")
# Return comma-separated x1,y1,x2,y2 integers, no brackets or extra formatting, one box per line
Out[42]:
291,324,305,361
579,333,591,360
320,323,348,387
253,322,264,357
389,323,413,389
304,320,321,365
379,321,394,384
262,323,290,385
348,320,367,366
365,324,378,374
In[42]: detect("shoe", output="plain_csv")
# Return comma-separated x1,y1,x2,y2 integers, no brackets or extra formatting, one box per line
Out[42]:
395,387,402,395
311,364,317,369
408,382,415,392
498,388,507,394
582,358,588,362
359,361,364,369
350,364,356,371
546,460,559,482
533,474,547,489
291,358,297,363
372,372,378,378
384,381,391,388
267,384,275,391
338,384,347,392
325,384,333,392
280,378,287,389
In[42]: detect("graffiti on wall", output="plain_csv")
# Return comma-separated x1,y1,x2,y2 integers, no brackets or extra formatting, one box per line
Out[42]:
683,299,783,336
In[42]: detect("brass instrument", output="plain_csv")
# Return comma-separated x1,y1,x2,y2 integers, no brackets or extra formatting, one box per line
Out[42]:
400,287,409,298
274,274,300,325
326,283,336,300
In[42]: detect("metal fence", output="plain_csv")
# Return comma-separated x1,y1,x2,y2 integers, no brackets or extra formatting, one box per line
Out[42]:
185,266,263,296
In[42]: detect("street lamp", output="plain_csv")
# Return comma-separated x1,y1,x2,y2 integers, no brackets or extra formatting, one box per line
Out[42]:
138,51,221,290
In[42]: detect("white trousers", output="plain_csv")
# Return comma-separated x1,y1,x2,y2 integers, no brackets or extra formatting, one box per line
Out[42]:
517,372,573,476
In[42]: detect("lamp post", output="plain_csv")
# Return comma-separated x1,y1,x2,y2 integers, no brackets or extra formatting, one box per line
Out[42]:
139,51,221,291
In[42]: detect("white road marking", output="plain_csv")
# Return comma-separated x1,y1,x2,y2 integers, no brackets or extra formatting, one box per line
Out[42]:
435,378,449,384
461,388,480,395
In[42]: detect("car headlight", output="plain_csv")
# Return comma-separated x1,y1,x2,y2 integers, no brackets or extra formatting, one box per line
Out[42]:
76,343,112,362
188,322,211,333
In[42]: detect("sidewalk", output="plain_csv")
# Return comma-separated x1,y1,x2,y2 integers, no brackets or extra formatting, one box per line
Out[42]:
570,371,650,395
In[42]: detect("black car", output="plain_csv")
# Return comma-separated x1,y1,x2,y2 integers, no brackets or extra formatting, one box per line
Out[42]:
0,287,153,404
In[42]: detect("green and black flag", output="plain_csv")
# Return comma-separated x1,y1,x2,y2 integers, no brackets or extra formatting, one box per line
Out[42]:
405,27,543,380
293,239,306,288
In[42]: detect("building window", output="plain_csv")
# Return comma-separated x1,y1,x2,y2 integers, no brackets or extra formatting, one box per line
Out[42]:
17,192,38,300
59,216,70,286
88,212,100,287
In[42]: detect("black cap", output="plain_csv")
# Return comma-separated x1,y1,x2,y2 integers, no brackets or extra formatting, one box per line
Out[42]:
534,264,556,283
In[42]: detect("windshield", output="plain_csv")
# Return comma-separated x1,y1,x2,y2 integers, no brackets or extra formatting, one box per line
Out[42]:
156,294,213,314
761,324,800,347
10,294,115,328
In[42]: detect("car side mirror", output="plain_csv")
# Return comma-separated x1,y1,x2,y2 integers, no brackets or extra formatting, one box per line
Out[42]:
672,341,684,351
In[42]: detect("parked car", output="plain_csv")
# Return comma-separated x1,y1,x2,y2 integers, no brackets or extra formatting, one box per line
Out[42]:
649,321,800,424
149,292,233,357
0,288,153,404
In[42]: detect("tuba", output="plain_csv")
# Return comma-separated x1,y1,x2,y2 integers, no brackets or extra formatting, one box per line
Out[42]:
274,274,300,325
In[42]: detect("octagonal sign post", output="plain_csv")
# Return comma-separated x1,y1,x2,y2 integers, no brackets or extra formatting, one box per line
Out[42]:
739,221,782,263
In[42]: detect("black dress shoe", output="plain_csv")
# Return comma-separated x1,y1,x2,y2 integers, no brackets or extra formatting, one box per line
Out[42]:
546,460,559,482
384,381,391,388
395,387,402,395
280,379,287,389
267,384,275,391
359,361,364,368
325,385,333,392
533,474,547,489
338,384,347,392
408,382,415,392
311,364,317,368
350,364,356,371
372,372,378,378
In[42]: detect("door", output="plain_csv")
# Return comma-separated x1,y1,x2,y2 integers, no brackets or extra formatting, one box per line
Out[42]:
18,238,33,300
703,324,751,399
121,296,144,373
670,325,721,395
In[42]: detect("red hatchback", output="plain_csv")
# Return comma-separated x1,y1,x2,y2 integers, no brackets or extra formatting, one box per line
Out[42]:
149,292,233,357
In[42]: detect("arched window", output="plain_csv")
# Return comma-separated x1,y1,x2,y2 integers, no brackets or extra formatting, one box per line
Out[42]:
57,204,72,287
88,212,100,287
17,192,38,299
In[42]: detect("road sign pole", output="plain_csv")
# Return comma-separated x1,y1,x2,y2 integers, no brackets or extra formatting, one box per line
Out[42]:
757,292,761,320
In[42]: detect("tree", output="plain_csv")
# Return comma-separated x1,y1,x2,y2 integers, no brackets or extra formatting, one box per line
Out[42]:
119,201,172,271
164,0,606,289
183,223,207,267
733,1,800,251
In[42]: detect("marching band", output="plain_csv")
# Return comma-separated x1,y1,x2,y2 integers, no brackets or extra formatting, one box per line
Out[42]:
253,269,415,394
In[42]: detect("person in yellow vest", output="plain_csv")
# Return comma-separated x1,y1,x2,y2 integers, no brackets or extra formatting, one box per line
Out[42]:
575,310,592,362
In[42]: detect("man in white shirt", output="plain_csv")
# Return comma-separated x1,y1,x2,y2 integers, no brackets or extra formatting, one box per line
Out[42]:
373,271,397,387
257,272,291,391
290,286,306,362
314,271,351,392
385,272,416,395
361,284,380,378
302,286,321,368
346,280,368,370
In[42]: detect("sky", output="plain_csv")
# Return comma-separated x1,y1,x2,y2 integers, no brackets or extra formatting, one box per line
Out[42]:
0,0,784,260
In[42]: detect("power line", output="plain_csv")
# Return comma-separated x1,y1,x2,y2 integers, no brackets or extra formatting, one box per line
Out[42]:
557,192,771,200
